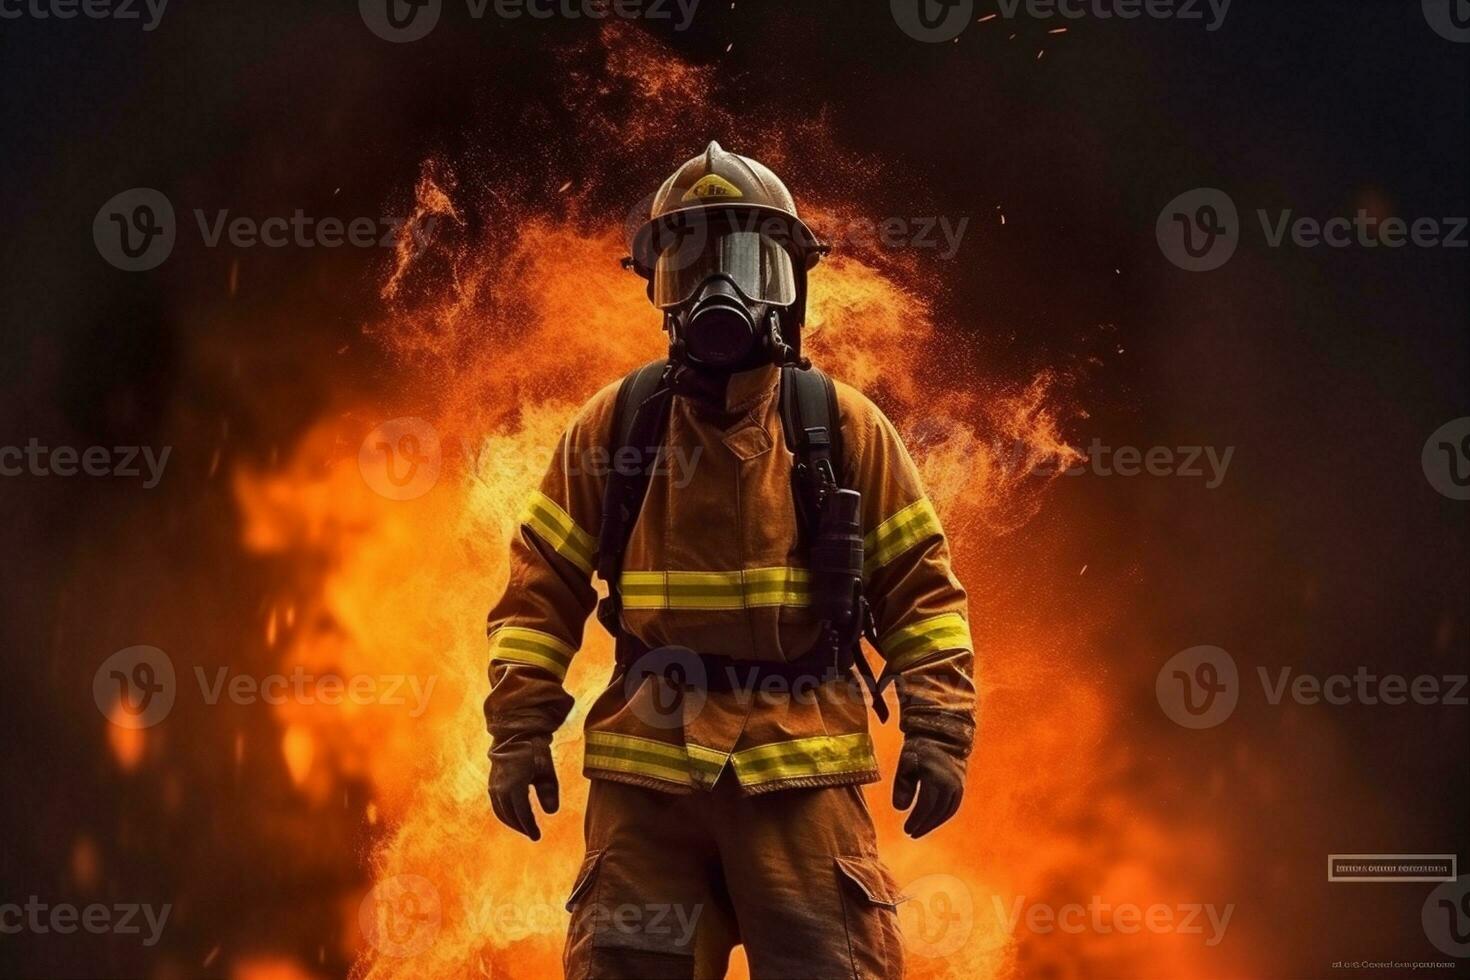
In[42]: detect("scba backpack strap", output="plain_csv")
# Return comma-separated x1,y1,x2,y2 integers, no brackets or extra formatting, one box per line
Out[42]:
780,363,843,535
782,365,890,722
595,358,673,636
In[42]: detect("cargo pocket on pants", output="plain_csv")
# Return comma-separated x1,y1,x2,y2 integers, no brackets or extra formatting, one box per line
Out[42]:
835,855,907,980
563,848,605,980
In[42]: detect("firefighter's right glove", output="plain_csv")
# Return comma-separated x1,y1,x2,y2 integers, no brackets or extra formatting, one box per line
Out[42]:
892,735,968,839
488,734,559,842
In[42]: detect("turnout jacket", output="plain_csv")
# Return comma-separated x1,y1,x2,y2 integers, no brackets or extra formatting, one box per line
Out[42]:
485,361,976,795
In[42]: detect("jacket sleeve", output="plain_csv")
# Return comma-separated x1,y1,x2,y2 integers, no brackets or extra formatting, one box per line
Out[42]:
842,387,978,752
483,385,617,743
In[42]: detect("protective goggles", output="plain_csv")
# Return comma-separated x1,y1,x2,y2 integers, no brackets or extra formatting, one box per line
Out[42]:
653,226,798,310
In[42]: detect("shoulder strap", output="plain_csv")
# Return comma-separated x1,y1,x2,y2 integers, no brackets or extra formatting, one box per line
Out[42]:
781,364,844,533
596,358,673,590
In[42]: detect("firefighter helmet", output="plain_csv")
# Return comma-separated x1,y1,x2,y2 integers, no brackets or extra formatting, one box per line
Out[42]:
627,141,826,281
626,143,827,364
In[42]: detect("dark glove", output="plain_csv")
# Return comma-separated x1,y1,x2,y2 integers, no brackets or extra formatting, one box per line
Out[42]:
892,736,967,838
488,735,559,841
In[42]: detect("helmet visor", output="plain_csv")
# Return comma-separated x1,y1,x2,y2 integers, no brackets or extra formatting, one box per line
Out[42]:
653,227,797,309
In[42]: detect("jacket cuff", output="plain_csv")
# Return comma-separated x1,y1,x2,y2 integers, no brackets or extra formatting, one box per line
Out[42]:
898,708,976,759
485,707,564,745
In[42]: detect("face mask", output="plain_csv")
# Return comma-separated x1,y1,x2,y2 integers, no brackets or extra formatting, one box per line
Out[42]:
670,276,777,370
654,224,799,371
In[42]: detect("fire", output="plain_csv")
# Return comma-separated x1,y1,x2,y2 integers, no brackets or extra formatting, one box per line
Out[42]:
224,22,1254,980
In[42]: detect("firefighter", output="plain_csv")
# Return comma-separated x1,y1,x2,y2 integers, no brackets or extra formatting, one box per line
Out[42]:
485,142,976,979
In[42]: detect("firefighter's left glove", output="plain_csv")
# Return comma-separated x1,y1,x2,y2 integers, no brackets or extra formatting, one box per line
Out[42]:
488,734,559,842
892,735,968,839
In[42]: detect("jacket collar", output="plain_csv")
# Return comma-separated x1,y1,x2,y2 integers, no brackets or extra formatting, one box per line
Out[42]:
674,362,781,415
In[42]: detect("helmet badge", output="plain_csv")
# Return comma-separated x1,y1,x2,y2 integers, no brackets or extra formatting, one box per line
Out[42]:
681,174,744,203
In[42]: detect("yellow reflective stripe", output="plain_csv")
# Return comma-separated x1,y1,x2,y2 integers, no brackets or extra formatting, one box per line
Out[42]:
685,743,731,785
864,497,942,575
585,732,875,788
488,627,576,681
730,733,878,786
619,567,811,610
880,613,972,672
521,490,595,574
583,732,729,787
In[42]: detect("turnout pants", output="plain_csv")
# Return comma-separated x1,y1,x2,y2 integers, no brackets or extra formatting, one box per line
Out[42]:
563,776,908,980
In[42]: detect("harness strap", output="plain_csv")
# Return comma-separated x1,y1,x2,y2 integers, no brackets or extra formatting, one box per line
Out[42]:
596,359,673,636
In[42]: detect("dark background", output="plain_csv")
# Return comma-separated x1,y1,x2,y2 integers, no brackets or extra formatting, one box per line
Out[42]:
1,1,1466,978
